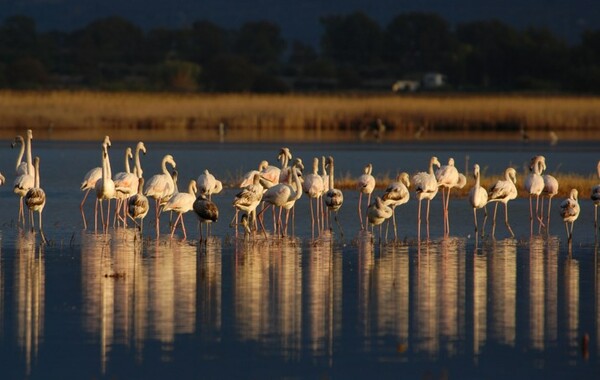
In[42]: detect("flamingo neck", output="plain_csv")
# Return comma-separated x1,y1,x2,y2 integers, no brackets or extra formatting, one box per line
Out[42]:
124,150,131,174
161,157,170,175
329,163,335,189
34,160,40,188
135,147,143,178
291,166,302,200
26,134,33,175
15,137,24,172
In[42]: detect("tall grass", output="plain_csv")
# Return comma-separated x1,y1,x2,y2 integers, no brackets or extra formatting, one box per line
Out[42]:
0,91,599,141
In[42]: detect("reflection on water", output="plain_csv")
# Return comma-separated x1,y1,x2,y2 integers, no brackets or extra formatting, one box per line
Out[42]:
564,251,579,363
198,239,222,343
15,231,45,376
233,239,303,358
489,239,517,346
81,230,197,372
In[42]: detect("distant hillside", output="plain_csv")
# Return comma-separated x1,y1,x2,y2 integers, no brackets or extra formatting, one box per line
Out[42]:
2,0,598,45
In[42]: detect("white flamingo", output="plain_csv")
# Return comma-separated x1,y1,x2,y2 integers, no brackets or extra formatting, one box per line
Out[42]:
524,155,546,233
163,179,197,240
382,172,410,240
592,161,600,230
144,154,176,237
128,177,149,233
94,142,116,233
197,169,223,200
324,156,344,237
11,135,30,175
239,160,268,187
413,156,441,241
560,188,580,242
194,193,219,242
12,130,34,225
114,142,146,226
277,147,293,183
488,167,518,238
24,156,47,244
469,164,488,237
367,196,393,243
231,173,264,236
539,158,559,231
436,157,459,236
357,163,376,230
303,157,325,238
320,155,330,229
259,158,304,237
79,135,111,230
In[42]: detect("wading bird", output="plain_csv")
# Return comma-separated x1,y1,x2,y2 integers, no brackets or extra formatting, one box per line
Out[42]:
367,196,393,243
413,156,441,241
12,130,34,225
144,154,176,237
79,136,111,229
324,156,344,237
436,157,460,236
382,172,410,240
525,155,546,234
231,173,264,236
114,142,146,226
25,156,47,244
197,169,223,200
163,179,197,240
560,188,580,242
488,167,518,238
94,142,116,233
194,193,219,242
539,158,559,231
128,177,149,233
303,157,325,238
469,164,488,237
357,163,376,230
591,161,600,231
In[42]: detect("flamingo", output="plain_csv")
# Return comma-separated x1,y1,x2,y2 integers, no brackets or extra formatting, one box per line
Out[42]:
144,154,176,237
357,163,376,230
112,147,135,226
114,142,146,226
231,173,264,236
592,161,600,230
469,164,488,237
11,135,29,175
367,196,393,243
413,156,441,241
539,158,559,231
128,177,149,233
324,156,344,237
193,193,219,242
488,167,518,238
94,142,116,233
381,172,410,241
320,155,330,229
277,147,293,183
24,156,47,244
163,179,197,240
79,136,111,230
524,155,546,234
436,157,459,236
560,189,580,242
12,130,34,225
259,158,304,237
197,169,223,200
303,157,325,238
239,160,269,187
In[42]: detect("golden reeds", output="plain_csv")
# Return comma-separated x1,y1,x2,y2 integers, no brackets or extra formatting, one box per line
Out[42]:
0,91,599,141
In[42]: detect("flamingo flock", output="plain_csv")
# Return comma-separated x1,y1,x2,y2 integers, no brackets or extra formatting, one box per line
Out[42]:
2,132,599,246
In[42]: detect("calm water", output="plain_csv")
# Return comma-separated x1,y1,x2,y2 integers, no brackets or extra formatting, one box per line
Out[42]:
0,140,599,378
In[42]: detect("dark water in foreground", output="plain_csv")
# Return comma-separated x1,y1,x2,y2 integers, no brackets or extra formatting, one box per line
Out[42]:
0,141,599,378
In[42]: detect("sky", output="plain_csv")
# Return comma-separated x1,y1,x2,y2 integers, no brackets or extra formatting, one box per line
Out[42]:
2,0,599,45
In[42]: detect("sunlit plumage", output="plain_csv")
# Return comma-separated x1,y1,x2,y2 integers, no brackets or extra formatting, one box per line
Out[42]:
469,164,488,237
194,193,219,241
413,156,441,241
488,167,518,238
382,172,410,240
163,179,197,240
357,163,376,230
24,156,47,244
128,177,149,233
560,188,580,241
144,154,176,237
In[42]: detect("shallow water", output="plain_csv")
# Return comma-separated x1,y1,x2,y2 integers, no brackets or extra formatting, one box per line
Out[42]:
0,140,599,378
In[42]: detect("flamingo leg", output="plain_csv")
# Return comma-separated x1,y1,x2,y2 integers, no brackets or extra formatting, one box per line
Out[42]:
504,202,515,238
94,198,99,233
426,199,431,240
358,193,364,230
536,195,545,230
181,216,187,240
99,199,105,234
39,211,47,245
482,206,488,238
547,197,553,232
80,188,91,230
309,198,315,240
446,188,452,236
492,203,499,238
529,195,534,236
417,199,422,242
155,199,160,238
105,199,111,233
392,208,398,241
365,193,372,231
473,207,478,235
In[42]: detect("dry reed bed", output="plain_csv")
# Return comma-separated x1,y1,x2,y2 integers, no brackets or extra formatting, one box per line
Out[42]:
0,91,599,141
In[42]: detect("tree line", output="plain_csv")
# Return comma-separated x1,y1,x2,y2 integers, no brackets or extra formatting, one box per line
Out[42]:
1,12,599,93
